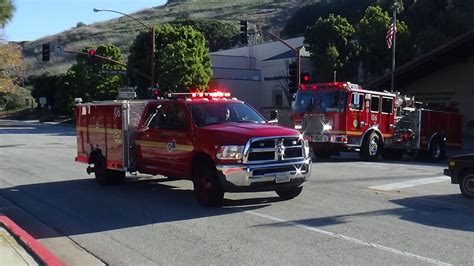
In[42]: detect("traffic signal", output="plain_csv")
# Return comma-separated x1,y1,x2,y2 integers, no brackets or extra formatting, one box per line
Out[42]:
42,43,50,61
240,20,248,45
88,48,96,57
150,84,160,98
301,73,311,84
288,62,297,93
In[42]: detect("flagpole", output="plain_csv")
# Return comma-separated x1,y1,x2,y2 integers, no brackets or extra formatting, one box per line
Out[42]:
390,2,397,92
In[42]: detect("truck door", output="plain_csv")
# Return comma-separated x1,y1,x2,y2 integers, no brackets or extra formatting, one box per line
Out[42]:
135,103,168,174
380,97,395,137
349,92,366,133
369,95,381,128
156,102,194,178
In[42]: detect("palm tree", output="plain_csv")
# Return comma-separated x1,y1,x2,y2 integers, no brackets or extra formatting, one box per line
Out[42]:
0,0,14,27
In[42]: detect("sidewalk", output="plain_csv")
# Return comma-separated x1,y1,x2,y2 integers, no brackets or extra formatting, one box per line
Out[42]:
0,215,63,266
0,195,104,266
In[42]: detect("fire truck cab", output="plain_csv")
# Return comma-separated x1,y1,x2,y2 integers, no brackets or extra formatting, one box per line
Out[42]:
292,82,463,161
76,92,311,206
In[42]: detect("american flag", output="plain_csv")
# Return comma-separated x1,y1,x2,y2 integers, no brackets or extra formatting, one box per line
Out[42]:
386,22,396,49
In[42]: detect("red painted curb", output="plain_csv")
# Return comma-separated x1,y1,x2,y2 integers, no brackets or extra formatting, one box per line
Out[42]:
0,215,64,266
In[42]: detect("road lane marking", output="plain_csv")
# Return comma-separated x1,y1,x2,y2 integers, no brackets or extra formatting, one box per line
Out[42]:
245,210,451,266
368,176,450,191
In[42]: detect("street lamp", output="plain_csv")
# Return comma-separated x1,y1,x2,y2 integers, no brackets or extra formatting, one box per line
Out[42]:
93,8,155,87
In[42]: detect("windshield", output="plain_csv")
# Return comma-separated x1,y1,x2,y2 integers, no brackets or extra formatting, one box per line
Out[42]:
190,102,266,127
295,90,348,113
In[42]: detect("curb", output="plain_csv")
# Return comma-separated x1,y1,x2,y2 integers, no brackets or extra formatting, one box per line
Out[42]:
0,215,64,266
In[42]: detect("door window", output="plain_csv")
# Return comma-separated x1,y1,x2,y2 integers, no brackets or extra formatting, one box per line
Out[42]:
381,98,393,114
350,93,364,110
159,103,188,131
371,96,380,112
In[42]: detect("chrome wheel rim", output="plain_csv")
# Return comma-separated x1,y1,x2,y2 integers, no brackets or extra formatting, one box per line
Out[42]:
369,138,379,156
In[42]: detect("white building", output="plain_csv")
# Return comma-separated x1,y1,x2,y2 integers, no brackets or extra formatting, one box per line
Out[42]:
210,37,312,113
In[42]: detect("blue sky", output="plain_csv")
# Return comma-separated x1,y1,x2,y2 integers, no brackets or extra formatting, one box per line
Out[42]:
3,0,167,41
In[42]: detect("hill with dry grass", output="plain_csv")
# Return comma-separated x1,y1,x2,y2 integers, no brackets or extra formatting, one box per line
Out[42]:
18,0,312,77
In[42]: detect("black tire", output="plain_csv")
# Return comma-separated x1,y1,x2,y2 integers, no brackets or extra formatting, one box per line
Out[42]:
192,161,224,206
276,186,303,200
360,132,381,161
313,149,331,159
94,154,125,185
429,139,446,161
380,149,404,160
459,171,474,199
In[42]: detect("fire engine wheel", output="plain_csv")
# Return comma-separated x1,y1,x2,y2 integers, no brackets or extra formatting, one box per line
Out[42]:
192,162,224,206
276,186,303,200
459,171,474,199
360,132,381,161
429,140,446,161
94,155,125,185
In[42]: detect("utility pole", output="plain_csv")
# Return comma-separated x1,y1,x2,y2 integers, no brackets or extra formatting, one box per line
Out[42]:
390,2,397,92
265,31,301,88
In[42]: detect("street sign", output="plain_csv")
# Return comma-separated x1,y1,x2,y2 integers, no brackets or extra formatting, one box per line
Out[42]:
39,97,46,108
99,69,127,75
54,45,64,55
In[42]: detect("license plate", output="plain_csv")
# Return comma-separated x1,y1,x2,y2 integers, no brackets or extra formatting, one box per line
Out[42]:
275,172,291,183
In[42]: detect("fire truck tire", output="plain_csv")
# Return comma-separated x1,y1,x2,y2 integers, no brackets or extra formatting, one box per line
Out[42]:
380,149,403,160
429,139,446,161
192,161,224,206
459,170,474,199
276,186,303,200
94,155,124,185
360,132,381,161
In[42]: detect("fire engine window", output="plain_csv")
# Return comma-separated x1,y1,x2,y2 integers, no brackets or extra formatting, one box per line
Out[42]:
382,98,393,114
160,103,188,131
371,96,380,112
350,93,364,110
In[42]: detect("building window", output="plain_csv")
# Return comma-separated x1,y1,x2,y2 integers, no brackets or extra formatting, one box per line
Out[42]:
275,94,283,107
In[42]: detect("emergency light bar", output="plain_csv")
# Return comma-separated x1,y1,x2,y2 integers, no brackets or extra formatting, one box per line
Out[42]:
167,92,231,99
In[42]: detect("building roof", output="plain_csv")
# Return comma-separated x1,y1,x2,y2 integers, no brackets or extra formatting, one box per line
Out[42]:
262,46,311,61
364,29,474,90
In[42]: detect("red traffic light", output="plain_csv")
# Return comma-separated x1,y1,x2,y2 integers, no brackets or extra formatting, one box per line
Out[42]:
301,73,311,84
88,49,96,57
152,89,160,96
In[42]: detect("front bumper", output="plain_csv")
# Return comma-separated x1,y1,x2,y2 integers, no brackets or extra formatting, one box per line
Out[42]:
444,168,458,184
216,158,311,192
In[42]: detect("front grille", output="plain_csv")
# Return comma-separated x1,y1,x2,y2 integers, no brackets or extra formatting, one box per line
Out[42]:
246,136,304,163
252,164,308,176
302,114,325,134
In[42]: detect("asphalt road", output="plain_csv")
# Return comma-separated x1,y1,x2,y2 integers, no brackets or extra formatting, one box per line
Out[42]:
0,119,473,265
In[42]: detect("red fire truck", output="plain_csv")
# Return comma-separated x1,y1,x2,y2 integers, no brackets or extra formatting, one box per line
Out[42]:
75,92,311,206
291,82,463,161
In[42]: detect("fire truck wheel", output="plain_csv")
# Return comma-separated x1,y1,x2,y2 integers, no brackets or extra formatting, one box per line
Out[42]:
276,186,303,200
429,140,446,161
360,132,381,161
192,162,224,206
93,155,123,185
459,170,474,199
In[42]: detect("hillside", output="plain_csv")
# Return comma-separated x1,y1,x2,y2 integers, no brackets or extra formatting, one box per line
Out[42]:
18,0,310,77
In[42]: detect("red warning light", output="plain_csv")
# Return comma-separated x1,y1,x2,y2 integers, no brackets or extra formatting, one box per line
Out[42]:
88,49,96,57
301,73,310,83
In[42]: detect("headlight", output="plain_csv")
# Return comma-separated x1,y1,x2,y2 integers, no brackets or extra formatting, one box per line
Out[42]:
294,124,302,130
216,145,244,160
303,139,310,157
449,161,456,167
323,124,332,131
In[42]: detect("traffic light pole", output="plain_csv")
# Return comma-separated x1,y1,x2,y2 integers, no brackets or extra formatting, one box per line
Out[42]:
151,26,155,87
264,31,301,87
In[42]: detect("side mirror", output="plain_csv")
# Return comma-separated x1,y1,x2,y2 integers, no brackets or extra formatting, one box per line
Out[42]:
270,110,278,120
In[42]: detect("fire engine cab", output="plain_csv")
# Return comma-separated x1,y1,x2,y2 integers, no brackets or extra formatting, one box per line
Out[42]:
292,82,463,161
75,92,311,206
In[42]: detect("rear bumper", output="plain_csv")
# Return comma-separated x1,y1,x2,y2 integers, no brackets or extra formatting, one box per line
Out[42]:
216,158,311,192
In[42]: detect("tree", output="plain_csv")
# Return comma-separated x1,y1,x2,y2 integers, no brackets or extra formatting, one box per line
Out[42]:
58,44,125,114
356,5,411,80
30,73,62,111
0,43,22,93
171,19,239,52
128,24,212,97
304,14,356,82
0,0,14,27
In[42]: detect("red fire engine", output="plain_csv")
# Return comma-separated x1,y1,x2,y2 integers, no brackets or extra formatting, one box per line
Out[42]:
75,92,311,206
291,82,463,161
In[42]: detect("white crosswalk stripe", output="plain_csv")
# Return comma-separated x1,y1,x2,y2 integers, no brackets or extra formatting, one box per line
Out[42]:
368,176,450,191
